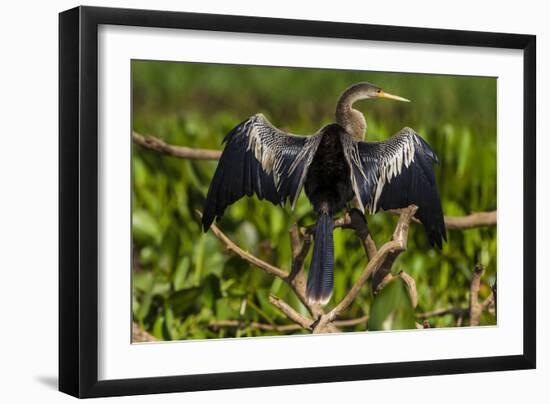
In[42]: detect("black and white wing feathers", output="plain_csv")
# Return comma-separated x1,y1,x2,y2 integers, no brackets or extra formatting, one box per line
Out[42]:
202,113,322,230
344,127,446,248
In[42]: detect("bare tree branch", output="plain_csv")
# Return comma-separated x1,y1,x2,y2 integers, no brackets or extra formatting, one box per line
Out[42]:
372,270,418,307
133,131,221,160
208,221,289,279
268,294,311,329
444,211,497,230
370,207,419,294
209,319,302,332
209,315,369,332
416,307,469,319
388,208,496,230
398,271,418,308
288,224,311,285
287,225,325,319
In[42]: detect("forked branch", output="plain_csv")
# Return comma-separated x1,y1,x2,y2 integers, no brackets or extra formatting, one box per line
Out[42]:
205,205,418,333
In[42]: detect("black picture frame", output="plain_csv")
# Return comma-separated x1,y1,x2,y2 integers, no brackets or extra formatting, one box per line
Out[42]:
59,5,536,398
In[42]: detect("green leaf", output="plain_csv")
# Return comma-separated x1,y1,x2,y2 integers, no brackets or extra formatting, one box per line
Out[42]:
158,224,180,274
133,271,153,292
369,278,416,331
164,303,175,340
173,256,190,291
133,210,161,245
215,297,237,321
192,234,206,286
132,156,149,187
457,128,472,176
152,316,164,339
139,246,157,266
168,287,202,315
134,271,154,322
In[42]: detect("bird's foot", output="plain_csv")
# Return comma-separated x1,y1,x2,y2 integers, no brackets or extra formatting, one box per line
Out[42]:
346,208,370,239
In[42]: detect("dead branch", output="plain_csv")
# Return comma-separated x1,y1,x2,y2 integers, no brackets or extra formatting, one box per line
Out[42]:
369,208,418,295
445,211,497,230
209,315,369,332
416,307,469,319
398,271,418,308
287,225,327,320
208,221,288,279
133,131,221,160
210,320,302,332
288,224,311,293
388,208,496,230
268,294,311,329
369,270,418,308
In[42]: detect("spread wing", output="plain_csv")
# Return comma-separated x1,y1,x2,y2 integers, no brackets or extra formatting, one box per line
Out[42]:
202,113,322,231
343,127,447,248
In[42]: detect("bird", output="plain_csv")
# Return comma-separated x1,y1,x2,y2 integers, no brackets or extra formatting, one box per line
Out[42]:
201,82,446,305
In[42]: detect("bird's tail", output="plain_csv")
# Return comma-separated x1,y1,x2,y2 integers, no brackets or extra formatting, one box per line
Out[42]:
306,211,334,305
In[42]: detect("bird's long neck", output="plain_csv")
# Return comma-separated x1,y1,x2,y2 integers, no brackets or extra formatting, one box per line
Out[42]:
335,89,367,141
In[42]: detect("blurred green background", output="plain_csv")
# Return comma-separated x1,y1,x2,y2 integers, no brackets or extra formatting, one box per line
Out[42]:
132,61,497,341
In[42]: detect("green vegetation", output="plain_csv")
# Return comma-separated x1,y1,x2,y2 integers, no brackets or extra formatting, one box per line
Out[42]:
132,61,497,340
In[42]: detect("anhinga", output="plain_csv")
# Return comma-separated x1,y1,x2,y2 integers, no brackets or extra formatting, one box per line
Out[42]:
202,82,446,305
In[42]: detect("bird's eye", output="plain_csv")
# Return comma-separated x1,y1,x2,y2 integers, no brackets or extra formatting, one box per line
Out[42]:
376,89,381,93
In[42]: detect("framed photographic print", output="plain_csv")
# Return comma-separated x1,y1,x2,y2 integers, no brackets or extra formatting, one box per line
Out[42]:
59,5,536,398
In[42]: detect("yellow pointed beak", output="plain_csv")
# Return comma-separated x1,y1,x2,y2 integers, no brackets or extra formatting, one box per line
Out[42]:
377,90,410,102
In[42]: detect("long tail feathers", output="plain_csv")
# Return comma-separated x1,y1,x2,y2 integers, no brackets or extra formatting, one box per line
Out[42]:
306,212,334,305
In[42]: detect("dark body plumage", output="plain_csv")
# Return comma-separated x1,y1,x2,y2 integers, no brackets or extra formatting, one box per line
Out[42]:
202,83,446,305
304,124,355,215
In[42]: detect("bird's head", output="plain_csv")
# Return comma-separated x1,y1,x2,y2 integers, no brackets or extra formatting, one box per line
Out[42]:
343,82,411,103
336,82,410,140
